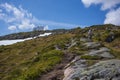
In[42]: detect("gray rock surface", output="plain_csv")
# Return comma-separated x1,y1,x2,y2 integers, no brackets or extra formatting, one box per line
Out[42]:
80,38,91,42
83,42,101,49
100,52,114,58
63,40,119,80
88,47,114,58
63,59,87,80
63,60,120,80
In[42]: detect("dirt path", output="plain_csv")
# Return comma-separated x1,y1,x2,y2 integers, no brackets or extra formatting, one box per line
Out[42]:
36,52,75,80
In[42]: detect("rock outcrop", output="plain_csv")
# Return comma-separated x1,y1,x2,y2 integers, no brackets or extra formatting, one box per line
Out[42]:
63,38,120,80
63,59,120,80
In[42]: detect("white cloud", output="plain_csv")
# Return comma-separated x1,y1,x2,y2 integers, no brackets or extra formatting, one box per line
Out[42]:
0,3,37,31
8,26,17,30
0,3,79,32
104,8,120,25
81,0,120,10
81,0,120,25
38,20,78,28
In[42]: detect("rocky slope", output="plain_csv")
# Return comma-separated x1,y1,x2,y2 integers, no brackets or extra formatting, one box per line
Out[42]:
0,24,120,80
63,38,120,80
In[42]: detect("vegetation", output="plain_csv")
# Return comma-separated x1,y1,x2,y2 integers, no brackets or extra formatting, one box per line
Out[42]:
0,24,120,80
81,55,101,60
0,33,74,80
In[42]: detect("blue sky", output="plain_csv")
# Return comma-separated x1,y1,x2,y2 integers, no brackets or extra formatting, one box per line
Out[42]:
0,0,120,36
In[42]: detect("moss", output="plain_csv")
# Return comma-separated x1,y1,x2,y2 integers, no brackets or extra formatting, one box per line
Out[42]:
81,55,101,60
11,50,63,80
74,77,79,80
86,60,98,66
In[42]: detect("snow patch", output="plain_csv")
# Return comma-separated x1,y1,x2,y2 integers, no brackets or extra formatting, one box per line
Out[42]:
0,33,52,46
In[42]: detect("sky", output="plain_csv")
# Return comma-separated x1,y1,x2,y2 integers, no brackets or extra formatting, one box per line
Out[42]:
0,0,120,36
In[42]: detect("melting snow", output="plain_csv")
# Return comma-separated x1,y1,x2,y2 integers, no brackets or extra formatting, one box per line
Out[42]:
0,33,52,46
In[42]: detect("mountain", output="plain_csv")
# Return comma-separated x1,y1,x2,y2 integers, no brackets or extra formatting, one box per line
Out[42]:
0,24,120,80
0,29,69,40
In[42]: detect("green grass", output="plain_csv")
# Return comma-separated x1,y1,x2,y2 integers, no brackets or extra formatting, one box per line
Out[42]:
0,33,74,80
14,50,63,80
104,38,120,59
86,60,98,66
1,50,63,80
81,55,101,60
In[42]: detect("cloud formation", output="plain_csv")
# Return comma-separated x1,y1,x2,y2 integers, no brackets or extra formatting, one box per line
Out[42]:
104,8,120,25
0,3,36,30
8,26,17,30
0,3,79,32
81,0,120,25
38,20,78,28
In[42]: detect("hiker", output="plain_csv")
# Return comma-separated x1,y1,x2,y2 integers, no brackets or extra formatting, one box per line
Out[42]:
88,29,93,40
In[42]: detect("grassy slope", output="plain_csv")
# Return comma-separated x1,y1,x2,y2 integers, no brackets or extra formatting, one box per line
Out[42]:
0,24,120,80
0,33,74,80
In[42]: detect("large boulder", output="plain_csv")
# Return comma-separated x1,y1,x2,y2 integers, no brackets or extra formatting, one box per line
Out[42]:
63,60,120,80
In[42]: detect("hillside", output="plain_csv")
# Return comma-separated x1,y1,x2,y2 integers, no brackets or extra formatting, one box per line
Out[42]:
0,29,69,40
0,24,120,80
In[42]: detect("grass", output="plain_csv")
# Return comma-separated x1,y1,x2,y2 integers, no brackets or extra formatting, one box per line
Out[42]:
0,33,74,80
86,60,98,66
1,50,63,80
15,50,63,80
81,55,101,60
104,38,120,59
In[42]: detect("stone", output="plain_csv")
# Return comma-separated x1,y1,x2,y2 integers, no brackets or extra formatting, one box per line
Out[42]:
83,42,101,49
63,60,87,80
112,76,120,80
100,52,114,58
88,47,114,58
80,38,91,42
63,60,120,80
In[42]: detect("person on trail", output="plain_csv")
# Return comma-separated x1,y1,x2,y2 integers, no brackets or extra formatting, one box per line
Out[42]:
88,29,93,40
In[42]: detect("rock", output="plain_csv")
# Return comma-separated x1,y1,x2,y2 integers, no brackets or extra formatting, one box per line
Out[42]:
63,60,87,80
68,42,77,49
68,39,77,49
88,47,114,58
80,38,91,42
89,47,109,55
54,45,61,50
100,52,114,58
112,76,120,80
63,60,120,80
94,79,105,80
83,42,101,49
64,56,80,69
99,47,110,52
